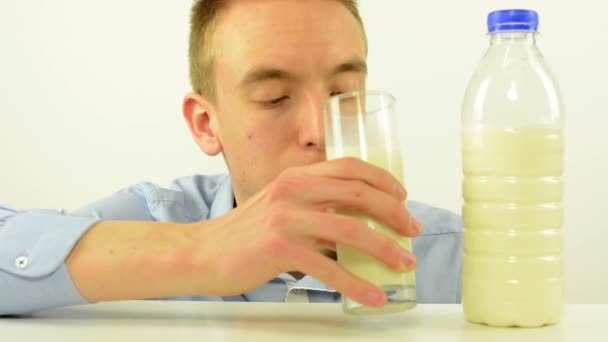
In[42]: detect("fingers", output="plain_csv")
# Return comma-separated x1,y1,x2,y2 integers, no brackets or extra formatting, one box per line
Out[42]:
293,210,417,272
274,158,422,236
285,243,388,308
300,157,407,201
281,176,420,237
316,240,337,253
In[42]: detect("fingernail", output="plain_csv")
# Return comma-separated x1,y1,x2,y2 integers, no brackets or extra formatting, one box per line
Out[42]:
413,220,422,234
404,216,421,236
394,183,407,200
367,290,385,306
401,252,416,271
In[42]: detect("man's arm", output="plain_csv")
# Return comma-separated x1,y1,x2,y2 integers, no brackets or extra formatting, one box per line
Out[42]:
65,219,215,302
0,186,182,315
2,158,422,315
0,187,222,315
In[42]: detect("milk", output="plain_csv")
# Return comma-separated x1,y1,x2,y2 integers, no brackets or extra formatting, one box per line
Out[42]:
462,127,564,327
328,148,416,314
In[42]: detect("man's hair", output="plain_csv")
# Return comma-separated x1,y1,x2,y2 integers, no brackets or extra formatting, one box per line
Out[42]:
188,0,366,101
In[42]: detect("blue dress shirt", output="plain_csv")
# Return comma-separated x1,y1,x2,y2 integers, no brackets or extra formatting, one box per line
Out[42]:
0,174,463,315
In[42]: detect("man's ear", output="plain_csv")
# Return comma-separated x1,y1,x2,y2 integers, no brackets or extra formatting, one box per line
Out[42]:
182,92,223,156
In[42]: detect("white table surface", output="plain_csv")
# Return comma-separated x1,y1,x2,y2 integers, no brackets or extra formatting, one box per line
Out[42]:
1,301,605,341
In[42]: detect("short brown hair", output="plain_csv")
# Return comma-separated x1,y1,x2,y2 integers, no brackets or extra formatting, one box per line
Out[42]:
188,0,366,101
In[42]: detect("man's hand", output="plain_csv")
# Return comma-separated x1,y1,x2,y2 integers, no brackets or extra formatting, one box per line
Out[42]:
195,157,421,307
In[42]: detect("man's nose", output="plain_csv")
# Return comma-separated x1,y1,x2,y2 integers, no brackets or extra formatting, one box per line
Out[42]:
298,92,326,151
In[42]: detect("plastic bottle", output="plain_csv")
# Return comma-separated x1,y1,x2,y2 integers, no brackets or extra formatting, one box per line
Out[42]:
461,9,564,327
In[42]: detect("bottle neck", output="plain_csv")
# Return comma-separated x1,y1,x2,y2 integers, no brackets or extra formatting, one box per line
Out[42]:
490,31,537,46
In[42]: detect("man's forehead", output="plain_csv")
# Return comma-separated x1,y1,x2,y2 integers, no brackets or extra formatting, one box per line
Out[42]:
213,0,366,83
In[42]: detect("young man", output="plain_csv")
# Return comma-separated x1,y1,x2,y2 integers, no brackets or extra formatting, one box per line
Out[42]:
0,0,462,316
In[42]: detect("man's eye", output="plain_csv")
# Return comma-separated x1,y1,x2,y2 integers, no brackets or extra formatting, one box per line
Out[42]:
264,96,289,106
330,91,343,97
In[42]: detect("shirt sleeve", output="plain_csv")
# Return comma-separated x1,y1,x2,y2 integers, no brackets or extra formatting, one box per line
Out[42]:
408,201,464,304
0,186,153,316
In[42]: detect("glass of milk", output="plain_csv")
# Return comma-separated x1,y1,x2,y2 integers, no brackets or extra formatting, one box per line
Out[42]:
323,90,416,315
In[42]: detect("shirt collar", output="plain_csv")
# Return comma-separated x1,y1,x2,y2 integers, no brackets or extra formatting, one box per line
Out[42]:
208,175,235,219
278,272,336,292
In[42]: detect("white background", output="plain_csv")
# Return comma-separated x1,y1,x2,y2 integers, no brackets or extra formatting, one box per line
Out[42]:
1,1,606,304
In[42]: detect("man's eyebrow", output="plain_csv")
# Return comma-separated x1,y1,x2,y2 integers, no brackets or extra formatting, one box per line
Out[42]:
240,68,294,86
330,58,368,76
239,58,367,86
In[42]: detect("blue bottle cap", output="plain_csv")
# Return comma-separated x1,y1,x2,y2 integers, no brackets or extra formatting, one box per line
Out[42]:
487,9,539,33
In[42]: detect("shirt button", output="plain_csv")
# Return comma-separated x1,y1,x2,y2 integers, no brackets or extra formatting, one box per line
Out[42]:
15,256,29,269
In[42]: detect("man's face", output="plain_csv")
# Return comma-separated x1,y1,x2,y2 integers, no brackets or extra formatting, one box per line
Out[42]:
212,0,367,203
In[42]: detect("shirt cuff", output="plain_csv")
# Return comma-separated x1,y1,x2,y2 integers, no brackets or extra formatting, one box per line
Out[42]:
0,211,99,314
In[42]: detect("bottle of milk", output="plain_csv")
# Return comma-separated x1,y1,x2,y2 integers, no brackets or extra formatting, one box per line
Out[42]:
461,9,564,327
